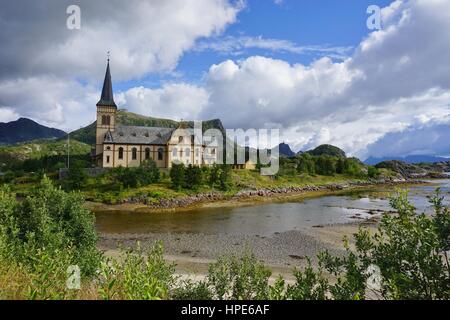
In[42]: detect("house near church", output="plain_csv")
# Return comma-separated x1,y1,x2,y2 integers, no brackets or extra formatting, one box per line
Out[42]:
94,60,218,169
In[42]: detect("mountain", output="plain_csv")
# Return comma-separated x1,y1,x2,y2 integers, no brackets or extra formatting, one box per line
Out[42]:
69,110,226,145
306,144,346,158
278,143,296,157
365,155,450,165
0,118,66,145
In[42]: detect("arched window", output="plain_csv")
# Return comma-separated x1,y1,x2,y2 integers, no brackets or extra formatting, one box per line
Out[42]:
132,147,137,160
185,148,190,157
158,148,164,161
178,136,184,143
172,148,178,157
211,148,216,155
195,148,199,157
101,115,111,125
145,148,151,160
118,147,124,160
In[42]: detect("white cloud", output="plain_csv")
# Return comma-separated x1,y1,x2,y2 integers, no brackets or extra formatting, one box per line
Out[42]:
195,35,353,60
117,84,209,121
0,0,242,82
0,107,20,123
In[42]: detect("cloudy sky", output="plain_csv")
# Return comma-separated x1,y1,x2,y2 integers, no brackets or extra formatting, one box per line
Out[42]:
0,0,449,160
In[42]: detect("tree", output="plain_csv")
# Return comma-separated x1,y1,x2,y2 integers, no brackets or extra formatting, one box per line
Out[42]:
138,159,161,185
343,158,364,177
209,164,221,188
315,156,336,176
296,154,315,175
218,165,232,191
170,163,185,190
367,166,381,179
65,160,88,190
184,165,203,190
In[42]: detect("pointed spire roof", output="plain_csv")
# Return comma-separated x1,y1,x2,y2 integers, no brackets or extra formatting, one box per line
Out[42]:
97,59,117,108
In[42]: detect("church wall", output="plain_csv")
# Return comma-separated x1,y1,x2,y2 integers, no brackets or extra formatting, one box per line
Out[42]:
96,106,116,156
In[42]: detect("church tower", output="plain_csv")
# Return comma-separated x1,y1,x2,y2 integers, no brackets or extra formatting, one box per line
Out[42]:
95,58,117,157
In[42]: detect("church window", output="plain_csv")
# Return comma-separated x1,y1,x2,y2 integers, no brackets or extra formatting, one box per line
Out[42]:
195,148,199,157
172,148,178,157
132,147,137,160
185,148,190,157
158,148,164,161
106,156,110,164
178,136,183,143
101,115,111,125
118,147,124,160
145,148,151,160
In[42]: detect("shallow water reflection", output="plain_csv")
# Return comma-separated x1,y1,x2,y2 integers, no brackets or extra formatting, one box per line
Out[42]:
95,179,449,237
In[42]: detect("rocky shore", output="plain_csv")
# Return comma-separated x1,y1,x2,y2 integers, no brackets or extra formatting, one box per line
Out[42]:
104,178,425,211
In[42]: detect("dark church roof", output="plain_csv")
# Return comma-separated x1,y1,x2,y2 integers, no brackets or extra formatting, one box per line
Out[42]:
104,126,175,145
97,60,117,108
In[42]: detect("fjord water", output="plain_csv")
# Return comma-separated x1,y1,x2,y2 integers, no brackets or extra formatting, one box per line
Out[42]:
95,179,450,237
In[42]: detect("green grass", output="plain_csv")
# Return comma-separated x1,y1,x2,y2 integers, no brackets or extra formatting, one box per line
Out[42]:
0,139,90,162
78,169,364,205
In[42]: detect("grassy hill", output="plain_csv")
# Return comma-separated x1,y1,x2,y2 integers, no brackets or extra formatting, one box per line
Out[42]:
68,110,225,145
0,139,91,169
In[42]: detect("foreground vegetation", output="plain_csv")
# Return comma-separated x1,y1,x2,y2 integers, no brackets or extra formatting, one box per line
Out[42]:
0,178,448,300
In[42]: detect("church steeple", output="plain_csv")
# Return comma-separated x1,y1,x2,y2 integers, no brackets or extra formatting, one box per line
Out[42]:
97,58,116,108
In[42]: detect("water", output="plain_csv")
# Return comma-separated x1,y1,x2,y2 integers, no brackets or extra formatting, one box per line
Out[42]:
95,179,450,237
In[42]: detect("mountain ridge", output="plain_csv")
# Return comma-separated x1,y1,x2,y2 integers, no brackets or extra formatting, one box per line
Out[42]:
0,118,66,145
365,155,450,165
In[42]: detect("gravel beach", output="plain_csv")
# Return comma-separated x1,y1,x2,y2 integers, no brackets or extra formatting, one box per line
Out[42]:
97,223,363,279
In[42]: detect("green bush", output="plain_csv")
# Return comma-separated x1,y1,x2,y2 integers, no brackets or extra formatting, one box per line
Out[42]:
108,160,160,189
319,189,450,300
170,280,213,300
367,166,381,179
0,177,101,277
170,163,185,190
64,160,89,191
98,242,175,300
184,165,203,190
208,251,271,300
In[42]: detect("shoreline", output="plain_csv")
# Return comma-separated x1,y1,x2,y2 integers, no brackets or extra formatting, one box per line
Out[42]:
86,178,428,214
98,221,374,280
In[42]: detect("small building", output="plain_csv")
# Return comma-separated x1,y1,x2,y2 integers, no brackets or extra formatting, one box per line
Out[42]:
94,60,218,169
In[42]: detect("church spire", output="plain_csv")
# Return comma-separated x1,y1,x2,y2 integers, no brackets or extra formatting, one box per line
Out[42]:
97,55,116,108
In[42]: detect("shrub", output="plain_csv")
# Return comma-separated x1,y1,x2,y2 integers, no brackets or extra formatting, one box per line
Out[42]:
367,166,381,179
170,280,213,300
218,165,232,191
184,165,203,190
98,242,175,300
208,251,271,300
0,177,101,277
64,160,89,191
319,189,450,300
170,163,185,190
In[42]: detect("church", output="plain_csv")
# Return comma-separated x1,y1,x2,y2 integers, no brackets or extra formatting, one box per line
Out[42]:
94,60,218,169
